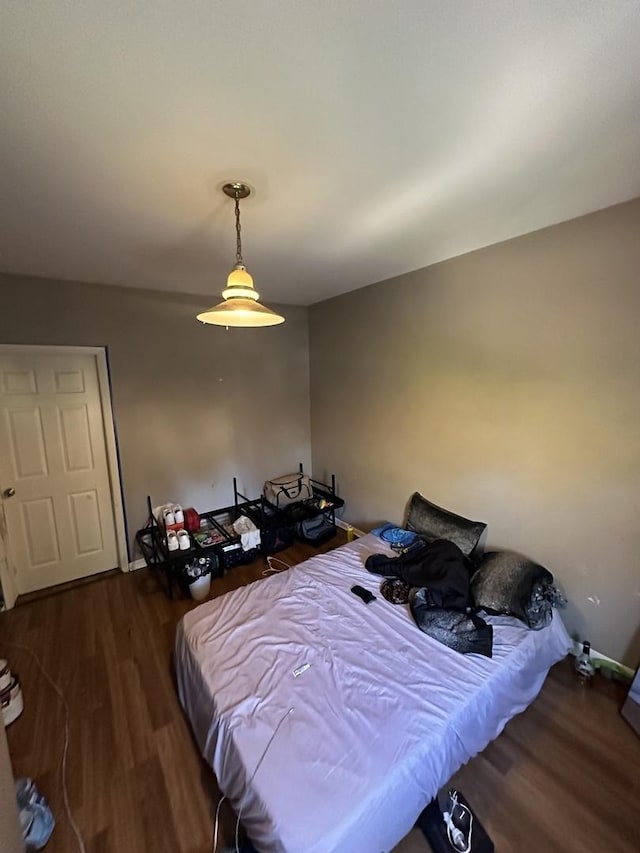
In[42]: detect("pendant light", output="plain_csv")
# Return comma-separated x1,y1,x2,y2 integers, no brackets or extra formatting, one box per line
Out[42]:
197,182,284,327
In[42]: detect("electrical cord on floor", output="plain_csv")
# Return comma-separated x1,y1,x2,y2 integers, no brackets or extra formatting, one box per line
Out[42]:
212,794,227,851
2,639,87,853
234,708,294,853
261,556,291,576
443,790,473,853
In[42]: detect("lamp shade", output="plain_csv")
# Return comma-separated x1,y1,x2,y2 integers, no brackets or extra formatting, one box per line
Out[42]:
197,297,285,327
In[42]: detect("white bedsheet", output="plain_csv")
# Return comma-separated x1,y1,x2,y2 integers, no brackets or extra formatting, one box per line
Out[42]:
175,534,571,853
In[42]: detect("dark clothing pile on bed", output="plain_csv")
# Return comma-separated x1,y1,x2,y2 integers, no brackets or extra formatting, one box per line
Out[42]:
366,538,493,657
409,594,493,657
366,538,472,609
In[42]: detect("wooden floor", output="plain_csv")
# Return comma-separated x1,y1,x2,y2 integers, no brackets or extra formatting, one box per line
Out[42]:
1,531,638,853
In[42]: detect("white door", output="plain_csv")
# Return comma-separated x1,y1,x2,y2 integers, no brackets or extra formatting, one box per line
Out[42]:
0,351,119,594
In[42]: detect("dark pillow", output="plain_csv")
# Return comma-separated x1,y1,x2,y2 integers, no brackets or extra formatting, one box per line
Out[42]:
405,492,486,559
470,550,553,626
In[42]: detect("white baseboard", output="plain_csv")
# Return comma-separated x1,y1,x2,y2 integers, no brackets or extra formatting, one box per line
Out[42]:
335,518,367,538
128,557,147,571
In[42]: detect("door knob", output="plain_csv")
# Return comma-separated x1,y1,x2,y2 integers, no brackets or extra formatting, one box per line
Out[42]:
3,487,15,498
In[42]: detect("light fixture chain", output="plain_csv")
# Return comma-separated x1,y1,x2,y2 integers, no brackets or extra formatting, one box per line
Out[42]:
235,191,243,265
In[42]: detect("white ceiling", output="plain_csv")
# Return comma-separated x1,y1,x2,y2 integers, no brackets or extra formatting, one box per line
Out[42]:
1,1,640,307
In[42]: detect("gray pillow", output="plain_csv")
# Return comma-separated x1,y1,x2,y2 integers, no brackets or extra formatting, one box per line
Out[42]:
405,492,486,559
470,550,553,626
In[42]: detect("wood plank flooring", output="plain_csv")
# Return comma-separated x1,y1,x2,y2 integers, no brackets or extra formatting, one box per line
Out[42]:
1,531,638,853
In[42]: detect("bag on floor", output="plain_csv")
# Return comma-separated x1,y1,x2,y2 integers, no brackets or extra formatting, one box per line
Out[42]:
264,473,312,509
296,515,335,545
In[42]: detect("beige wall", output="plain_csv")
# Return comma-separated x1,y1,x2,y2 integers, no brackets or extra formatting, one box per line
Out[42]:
310,197,640,667
0,274,311,555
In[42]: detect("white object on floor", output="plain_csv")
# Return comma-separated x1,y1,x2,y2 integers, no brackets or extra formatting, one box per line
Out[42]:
1,676,24,727
178,529,191,551
188,574,211,602
0,659,11,693
175,534,572,853
166,530,179,552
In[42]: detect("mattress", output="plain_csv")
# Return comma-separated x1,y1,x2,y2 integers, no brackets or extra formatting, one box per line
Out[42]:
175,534,571,853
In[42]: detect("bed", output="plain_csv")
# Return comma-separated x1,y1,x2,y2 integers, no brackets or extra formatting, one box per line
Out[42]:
175,534,571,853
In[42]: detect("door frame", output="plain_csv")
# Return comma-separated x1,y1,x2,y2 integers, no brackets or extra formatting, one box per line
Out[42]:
0,345,128,609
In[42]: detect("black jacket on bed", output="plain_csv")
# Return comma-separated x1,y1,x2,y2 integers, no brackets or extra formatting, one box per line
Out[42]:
365,538,473,610
365,538,493,657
